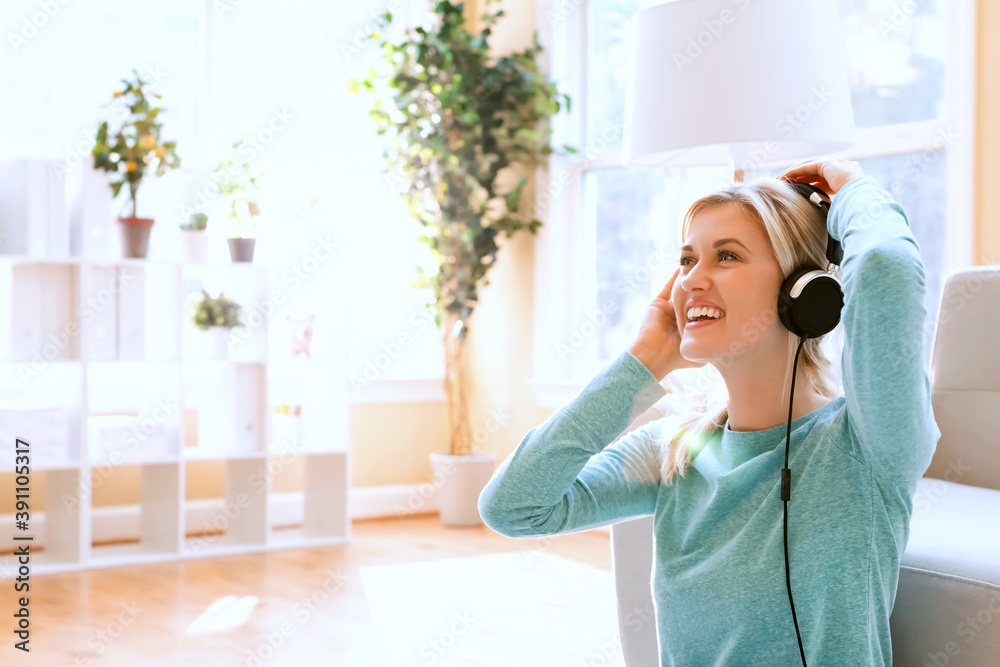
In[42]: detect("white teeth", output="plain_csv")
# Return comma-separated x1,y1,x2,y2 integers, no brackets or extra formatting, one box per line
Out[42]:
686,307,723,320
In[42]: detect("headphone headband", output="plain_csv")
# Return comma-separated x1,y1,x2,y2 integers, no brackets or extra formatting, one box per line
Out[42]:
785,181,843,268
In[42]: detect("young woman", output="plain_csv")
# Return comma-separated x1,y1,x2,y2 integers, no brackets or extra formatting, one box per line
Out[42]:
478,158,941,665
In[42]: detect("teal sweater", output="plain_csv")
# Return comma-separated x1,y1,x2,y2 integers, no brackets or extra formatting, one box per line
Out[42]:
478,175,941,665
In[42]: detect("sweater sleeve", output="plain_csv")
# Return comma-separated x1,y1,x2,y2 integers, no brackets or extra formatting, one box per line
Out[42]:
827,175,942,487
478,349,668,538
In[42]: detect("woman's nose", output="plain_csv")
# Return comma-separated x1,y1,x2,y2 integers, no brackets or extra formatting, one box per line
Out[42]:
679,265,710,291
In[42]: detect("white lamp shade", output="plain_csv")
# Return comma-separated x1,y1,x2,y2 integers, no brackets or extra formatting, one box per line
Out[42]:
622,0,856,170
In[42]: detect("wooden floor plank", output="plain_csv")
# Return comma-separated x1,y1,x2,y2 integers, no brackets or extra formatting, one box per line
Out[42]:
0,514,614,666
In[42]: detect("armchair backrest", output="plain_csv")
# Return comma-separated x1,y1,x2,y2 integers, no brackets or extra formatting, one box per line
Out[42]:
925,265,1000,491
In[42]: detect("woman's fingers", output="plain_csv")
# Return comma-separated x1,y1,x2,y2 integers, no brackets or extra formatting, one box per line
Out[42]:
777,160,821,181
657,267,679,300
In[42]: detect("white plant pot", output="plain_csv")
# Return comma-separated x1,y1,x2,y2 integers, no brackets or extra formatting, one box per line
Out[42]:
181,229,208,263
429,452,497,527
205,326,231,359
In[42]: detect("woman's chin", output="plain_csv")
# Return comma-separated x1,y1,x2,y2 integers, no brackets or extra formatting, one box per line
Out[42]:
678,343,713,364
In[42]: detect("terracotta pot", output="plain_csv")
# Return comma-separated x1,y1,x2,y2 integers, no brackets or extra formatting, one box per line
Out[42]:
118,217,154,258
227,237,256,262
429,452,497,527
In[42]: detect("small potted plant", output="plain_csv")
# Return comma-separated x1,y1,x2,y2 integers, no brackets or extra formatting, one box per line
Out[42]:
191,289,243,359
179,212,209,263
92,68,181,258
212,139,263,262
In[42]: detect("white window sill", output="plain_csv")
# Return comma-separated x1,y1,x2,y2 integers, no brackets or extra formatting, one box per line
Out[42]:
350,378,446,405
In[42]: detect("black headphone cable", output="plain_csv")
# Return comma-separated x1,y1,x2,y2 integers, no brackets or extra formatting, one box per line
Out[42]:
782,334,809,666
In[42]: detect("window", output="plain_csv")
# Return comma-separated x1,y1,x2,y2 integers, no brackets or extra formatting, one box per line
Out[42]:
0,0,446,394
531,0,974,402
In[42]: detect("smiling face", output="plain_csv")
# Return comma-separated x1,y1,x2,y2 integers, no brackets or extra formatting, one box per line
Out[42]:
672,202,787,364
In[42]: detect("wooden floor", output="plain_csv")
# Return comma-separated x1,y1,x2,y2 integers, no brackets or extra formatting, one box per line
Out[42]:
0,514,614,666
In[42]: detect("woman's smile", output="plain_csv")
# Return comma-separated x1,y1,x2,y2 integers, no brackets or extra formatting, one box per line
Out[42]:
685,314,725,330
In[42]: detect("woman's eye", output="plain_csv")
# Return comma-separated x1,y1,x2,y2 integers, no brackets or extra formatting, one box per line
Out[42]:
678,250,738,267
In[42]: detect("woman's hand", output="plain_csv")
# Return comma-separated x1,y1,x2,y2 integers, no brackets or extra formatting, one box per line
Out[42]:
777,158,865,196
628,267,706,381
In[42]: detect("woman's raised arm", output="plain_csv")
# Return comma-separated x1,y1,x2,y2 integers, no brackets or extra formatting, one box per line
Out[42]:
824,175,941,488
478,350,668,538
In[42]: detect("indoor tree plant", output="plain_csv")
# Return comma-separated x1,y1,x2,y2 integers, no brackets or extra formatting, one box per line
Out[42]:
212,139,263,262
92,68,181,258
180,211,209,263
347,0,575,526
191,288,243,359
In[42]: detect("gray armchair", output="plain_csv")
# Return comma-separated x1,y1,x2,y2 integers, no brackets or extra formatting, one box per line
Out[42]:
611,265,1000,666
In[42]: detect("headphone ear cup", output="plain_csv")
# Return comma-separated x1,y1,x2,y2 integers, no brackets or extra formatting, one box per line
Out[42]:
778,268,845,339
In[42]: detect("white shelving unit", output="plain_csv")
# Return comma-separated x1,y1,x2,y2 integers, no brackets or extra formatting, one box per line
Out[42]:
0,254,352,575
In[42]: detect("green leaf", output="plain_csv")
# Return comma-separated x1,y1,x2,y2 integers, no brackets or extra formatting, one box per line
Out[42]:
504,176,526,212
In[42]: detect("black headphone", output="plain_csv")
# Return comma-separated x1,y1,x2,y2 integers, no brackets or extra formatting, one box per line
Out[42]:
777,181,845,339
774,179,845,667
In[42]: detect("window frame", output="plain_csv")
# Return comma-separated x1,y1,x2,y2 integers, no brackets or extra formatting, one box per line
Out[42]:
527,0,977,408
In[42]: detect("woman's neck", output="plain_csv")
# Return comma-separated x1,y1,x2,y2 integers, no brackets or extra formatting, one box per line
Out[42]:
722,357,831,432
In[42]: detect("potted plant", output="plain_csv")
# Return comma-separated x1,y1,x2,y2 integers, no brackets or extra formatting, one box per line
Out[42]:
191,289,243,359
180,212,209,263
92,68,181,258
212,139,263,262
348,0,575,526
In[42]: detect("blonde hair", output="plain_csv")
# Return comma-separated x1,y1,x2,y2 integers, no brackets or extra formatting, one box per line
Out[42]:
655,177,845,485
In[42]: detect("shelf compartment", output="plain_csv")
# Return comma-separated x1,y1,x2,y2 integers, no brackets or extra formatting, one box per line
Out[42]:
87,462,182,567
81,264,182,362
87,361,183,463
0,362,83,472
182,458,268,557
183,362,267,457
0,405,81,472
265,451,349,545
181,264,268,363
268,358,349,453
0,468,85,575
0,262,80,362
